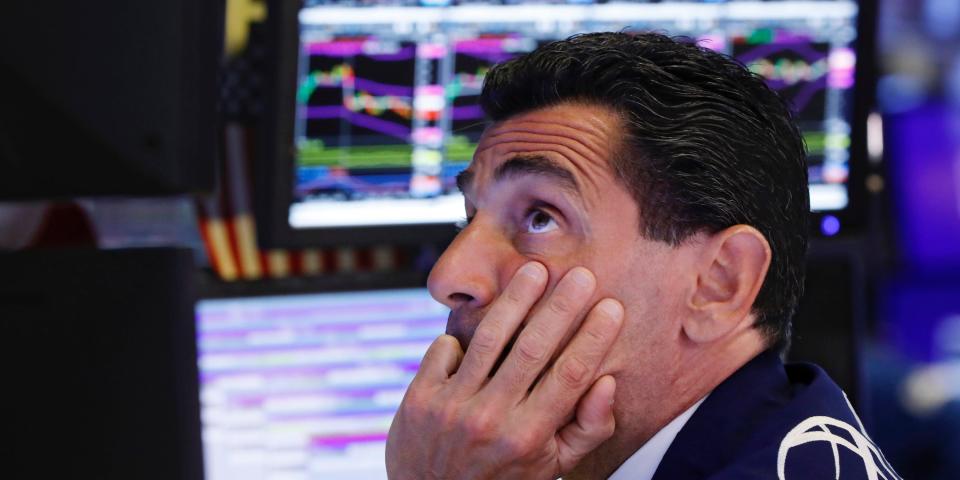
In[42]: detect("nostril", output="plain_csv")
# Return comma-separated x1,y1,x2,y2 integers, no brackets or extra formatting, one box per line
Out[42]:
448,292,474,305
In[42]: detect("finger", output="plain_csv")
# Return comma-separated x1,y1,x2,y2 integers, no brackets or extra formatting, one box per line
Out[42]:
486,267,596,399
412,334,464,387
525,298,623,424
555,375,617,473
451,261,548,393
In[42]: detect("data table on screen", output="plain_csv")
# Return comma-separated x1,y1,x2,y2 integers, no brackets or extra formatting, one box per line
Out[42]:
196,289,448,480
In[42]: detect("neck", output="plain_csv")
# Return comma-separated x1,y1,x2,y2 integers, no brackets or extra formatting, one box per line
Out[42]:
564,329,766,480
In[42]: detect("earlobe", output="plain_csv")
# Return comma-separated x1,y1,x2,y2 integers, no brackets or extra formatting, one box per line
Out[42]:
683,226,772,344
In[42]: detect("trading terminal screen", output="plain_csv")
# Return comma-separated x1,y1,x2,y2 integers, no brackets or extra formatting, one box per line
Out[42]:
288,0,860,230
196,288,448,480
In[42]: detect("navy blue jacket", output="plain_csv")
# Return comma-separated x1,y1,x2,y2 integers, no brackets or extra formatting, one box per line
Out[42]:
652,350,901,480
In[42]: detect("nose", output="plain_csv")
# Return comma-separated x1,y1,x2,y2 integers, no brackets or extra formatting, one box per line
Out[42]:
427,216,514,311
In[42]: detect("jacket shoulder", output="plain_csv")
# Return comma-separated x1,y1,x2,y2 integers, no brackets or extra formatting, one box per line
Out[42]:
714,364,901,480
652,352,901,480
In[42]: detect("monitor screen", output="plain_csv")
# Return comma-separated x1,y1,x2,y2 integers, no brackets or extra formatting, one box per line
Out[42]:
195,288,447,480
286,0,861,232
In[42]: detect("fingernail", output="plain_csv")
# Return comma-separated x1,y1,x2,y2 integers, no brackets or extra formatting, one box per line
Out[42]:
570,267,594,287
519,262,545,280
598,299,623,319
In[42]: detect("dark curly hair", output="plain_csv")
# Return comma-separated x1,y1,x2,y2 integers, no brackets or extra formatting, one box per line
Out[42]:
480,32,809,352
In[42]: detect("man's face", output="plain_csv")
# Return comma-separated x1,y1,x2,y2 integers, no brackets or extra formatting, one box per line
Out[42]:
427,102,700,404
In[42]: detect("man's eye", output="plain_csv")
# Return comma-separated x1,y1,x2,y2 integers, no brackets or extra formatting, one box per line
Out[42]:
523,209,558,234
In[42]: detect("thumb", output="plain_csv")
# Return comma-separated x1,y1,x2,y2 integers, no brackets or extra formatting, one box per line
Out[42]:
555,374,617,473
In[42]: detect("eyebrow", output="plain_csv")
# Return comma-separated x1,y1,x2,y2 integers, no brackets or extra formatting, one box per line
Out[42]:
455,155,580,195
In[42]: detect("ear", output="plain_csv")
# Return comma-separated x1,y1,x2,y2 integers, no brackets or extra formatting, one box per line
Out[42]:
682,225,772,344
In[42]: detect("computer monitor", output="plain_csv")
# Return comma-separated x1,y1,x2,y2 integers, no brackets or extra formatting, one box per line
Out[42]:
0,1,221,199
257,0,874,247
195,286,448,480
194,267,863,479
1,248,202,480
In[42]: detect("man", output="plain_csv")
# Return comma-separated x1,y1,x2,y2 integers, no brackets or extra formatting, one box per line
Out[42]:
386,32,899,479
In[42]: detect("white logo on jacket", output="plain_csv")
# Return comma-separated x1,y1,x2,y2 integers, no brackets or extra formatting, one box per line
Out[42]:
777,395,901,480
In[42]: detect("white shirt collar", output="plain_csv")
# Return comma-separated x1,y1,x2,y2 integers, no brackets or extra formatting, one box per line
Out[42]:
607,395,709,480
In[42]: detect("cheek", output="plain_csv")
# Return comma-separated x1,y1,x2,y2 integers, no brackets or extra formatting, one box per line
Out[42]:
581,241,644,305
517,234,581,261
593,244,686,359
615,250,681,322
517,238,589,287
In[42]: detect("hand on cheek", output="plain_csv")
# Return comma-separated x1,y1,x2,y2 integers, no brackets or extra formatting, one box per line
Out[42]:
386,263,624,480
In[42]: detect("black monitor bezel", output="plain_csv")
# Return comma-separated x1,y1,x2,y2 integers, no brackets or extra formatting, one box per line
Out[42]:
255,0,878,249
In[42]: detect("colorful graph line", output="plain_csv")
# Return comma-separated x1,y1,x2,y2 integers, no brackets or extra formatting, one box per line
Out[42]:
344,91,413,119
446,67,488,99
304,106,411,140
298,64,414,104
747,58,828,87
298,64,355,103
736,42,830,113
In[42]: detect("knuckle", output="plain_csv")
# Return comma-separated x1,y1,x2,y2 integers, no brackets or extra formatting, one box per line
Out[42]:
469,325,501,356
500,429,536,458
556,356,590,389
513,331,547,365
462,409,495,441
547,295,576,316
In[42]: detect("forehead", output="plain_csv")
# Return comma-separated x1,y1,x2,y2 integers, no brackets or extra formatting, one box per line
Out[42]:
469,102,623,193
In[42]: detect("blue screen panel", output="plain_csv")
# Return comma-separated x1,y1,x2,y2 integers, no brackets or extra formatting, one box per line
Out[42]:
887,102,960,270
